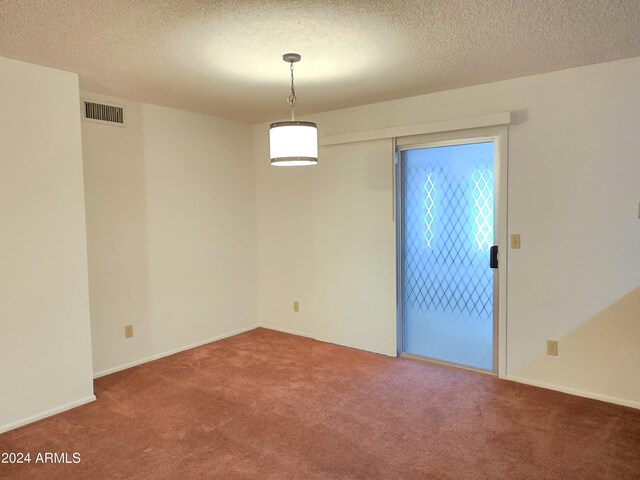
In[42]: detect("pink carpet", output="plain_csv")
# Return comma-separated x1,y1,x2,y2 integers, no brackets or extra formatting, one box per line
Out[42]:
1,328,639,479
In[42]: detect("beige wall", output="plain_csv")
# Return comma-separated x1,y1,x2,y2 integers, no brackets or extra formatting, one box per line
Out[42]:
0,57,95,432
82,94,258,376
255,57,640,408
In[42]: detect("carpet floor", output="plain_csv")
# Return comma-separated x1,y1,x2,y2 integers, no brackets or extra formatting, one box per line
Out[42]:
1,328,639,479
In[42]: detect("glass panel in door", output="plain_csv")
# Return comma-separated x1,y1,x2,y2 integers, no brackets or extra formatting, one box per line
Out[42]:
401,141,495,371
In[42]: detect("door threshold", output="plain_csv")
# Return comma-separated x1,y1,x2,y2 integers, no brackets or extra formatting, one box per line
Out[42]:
399,352,496,376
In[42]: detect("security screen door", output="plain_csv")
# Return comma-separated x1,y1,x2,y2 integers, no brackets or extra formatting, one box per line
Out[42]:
399,140,497,371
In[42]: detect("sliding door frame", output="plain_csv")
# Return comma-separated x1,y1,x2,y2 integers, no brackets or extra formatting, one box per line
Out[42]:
394,126,509,377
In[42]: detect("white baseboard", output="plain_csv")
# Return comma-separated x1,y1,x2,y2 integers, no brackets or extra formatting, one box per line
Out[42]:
502,375,640,410
0,395,96,435
93,324,259,379
259,324,314,339
260,325,399,357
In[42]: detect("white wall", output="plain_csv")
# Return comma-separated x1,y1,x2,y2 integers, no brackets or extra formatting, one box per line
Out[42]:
0,57,95,432
82,94,258,376
257,138,397,355
255,57,640,407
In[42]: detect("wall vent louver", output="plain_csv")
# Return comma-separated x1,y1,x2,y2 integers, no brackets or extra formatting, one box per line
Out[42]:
81,100,126,126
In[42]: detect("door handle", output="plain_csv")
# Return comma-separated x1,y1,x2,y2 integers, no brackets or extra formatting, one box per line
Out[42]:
490,245,498,269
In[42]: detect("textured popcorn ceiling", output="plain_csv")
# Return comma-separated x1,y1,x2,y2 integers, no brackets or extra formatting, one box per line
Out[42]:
1,0,639,123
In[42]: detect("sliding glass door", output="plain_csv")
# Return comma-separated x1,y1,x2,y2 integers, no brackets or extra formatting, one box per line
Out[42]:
398,138,497,371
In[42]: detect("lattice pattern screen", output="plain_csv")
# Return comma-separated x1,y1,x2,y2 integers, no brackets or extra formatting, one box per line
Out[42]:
401,142,494,370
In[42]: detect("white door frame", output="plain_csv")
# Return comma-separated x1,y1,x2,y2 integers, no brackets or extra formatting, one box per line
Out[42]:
395,126,509,377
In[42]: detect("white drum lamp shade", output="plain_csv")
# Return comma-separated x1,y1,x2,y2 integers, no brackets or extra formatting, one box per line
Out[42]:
269,121,318,166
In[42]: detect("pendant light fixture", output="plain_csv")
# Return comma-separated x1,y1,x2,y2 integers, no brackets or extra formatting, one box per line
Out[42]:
269,53,318,166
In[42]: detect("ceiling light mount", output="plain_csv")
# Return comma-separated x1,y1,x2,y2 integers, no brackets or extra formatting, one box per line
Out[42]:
269,53,318,167
282,53,301,63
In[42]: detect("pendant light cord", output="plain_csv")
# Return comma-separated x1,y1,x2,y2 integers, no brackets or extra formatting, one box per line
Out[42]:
287,61,297,121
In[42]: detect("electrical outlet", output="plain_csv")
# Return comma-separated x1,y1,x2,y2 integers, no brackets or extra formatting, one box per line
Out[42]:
125,325,134,339
510,234,521,249
293,301,299,312
547,340,558,356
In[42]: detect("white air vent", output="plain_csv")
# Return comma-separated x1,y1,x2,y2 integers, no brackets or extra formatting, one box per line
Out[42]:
81,100,126,126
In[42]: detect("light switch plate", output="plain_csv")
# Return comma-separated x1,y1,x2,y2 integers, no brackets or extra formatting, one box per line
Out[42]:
125,325,133,338
510,234,521,249
293,301,299,312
